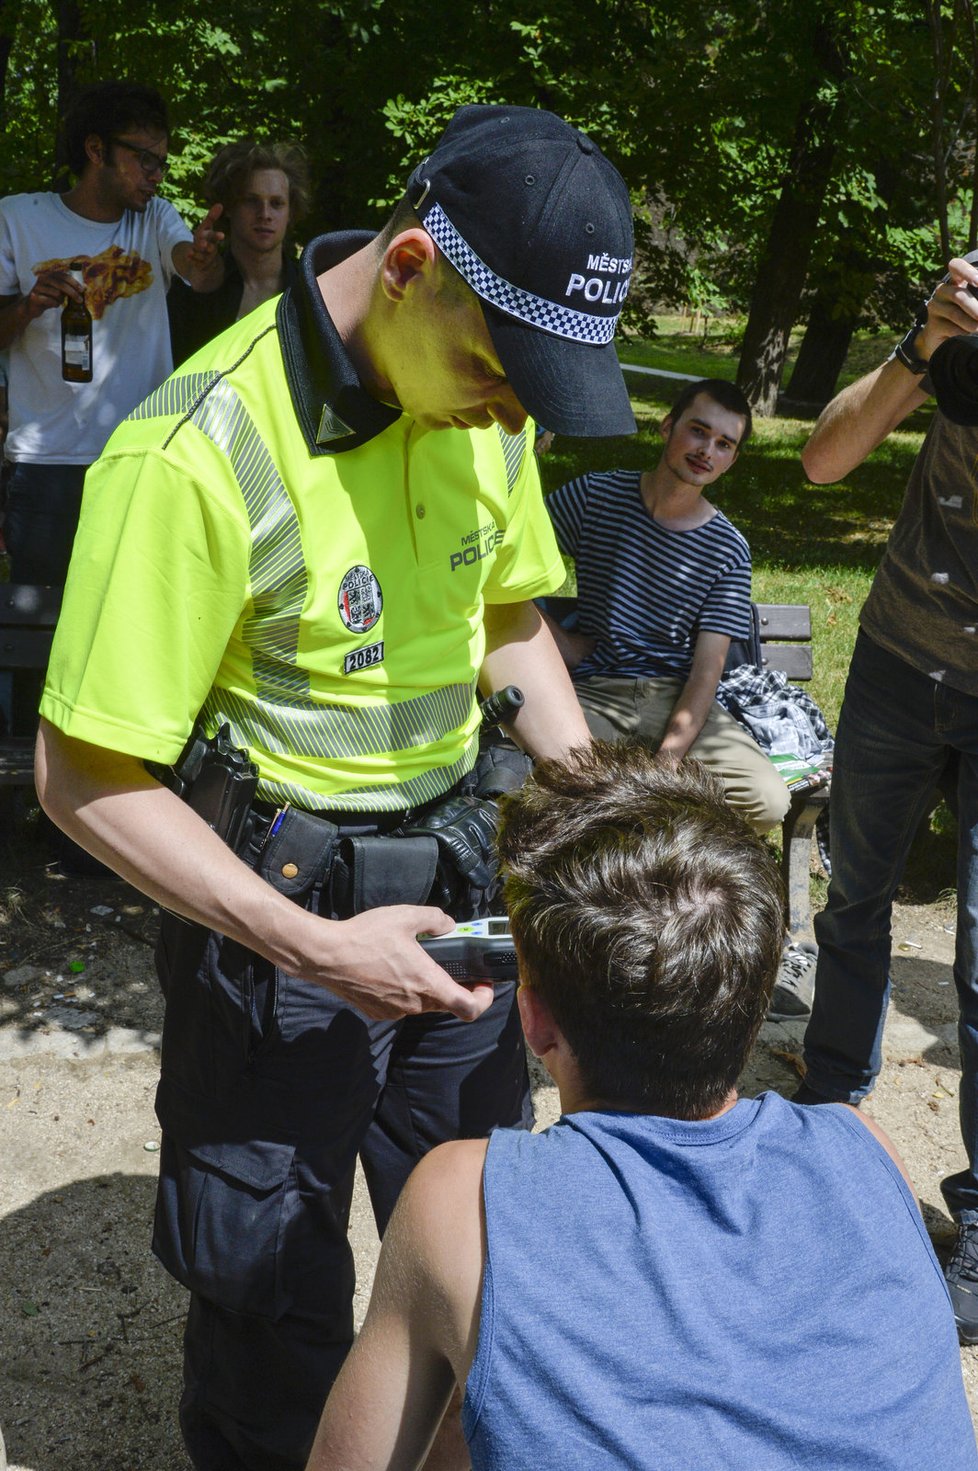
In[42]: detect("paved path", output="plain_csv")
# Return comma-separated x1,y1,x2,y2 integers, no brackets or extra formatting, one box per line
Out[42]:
0,899,974,1468
620,361,700,382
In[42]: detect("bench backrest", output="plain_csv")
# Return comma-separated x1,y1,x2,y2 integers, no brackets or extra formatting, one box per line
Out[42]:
754,603,813,682
0,584,62,669
538,595,814,682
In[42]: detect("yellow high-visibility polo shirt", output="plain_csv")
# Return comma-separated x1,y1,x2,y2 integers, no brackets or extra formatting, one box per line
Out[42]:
41,235,565,812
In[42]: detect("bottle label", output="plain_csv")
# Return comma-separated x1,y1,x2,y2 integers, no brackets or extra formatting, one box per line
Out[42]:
64,333,91,370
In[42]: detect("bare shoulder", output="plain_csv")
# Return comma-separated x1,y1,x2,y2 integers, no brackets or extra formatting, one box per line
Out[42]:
841,1105,917,1196
385,1139,488,1286
396,1139,488,1255
384,1139,489,1374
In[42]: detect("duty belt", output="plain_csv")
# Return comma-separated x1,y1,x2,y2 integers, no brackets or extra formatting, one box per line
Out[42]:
157,717,532,924
248,801,445,917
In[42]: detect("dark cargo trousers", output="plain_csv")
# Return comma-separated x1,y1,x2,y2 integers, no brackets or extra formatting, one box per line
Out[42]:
151,811,532,1471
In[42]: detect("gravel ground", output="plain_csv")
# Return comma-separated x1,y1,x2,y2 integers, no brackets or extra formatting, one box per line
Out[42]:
0,856,974,1469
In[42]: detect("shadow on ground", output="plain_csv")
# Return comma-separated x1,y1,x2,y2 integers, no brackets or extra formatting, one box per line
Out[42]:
0,1175,190,1471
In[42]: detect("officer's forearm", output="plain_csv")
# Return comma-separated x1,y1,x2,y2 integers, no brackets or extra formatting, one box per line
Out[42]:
480,600,591,760
34,720,489,1023
34,718,322,958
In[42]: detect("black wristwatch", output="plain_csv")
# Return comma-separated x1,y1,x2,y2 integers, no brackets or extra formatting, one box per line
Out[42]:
893,303,931,375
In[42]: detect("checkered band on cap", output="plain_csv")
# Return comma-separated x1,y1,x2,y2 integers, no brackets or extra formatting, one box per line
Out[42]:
424,202,621,345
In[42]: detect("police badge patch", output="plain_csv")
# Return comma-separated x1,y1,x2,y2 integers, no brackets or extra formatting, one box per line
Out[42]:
337,565,383,634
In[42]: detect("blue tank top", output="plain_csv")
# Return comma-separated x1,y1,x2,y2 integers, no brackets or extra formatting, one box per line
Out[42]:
462,1092,977,1470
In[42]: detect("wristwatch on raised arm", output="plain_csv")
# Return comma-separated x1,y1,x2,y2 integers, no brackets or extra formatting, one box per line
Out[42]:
892,301,932,375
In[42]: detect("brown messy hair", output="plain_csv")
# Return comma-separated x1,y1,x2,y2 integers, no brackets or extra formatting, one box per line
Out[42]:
203,139,311,226
497,743,784,1119
64,81,169,177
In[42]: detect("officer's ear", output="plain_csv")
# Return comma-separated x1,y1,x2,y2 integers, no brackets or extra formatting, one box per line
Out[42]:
659,413,674,444
380,227,437,303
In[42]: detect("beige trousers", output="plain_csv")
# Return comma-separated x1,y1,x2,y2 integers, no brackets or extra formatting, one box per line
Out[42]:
577,674,790,834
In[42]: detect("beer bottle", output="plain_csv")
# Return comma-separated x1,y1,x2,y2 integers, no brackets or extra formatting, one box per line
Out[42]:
61,261,92,383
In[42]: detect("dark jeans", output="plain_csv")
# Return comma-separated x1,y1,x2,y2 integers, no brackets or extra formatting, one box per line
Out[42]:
3,461,88,584
803,631,978,1220
3,461,87,739
153,813,532,1471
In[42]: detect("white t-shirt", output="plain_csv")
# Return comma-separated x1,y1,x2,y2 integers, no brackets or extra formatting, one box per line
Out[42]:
0,192,191,464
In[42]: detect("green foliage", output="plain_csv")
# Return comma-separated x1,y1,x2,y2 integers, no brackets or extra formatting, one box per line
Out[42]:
0,0,60,191
1,2,386,228
376,77,500,208
3,1,978,384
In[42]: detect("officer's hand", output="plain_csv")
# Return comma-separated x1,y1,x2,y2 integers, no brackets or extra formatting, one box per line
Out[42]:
314,905,496,1022
20,266,83,320
918,258,978,358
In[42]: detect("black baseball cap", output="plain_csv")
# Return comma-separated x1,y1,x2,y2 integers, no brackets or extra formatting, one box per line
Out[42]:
406,104,636,438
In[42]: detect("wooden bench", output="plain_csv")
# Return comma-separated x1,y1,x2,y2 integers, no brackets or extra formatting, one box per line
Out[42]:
0,583,62,786
538,595,829,945
752,604,830,946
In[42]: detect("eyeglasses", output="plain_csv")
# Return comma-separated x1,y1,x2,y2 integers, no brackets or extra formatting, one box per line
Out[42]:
110,137,170,178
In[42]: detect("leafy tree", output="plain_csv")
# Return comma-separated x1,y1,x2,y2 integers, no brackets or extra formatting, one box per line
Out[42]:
5,0,978,418
732,6,850,414
785,0,978,405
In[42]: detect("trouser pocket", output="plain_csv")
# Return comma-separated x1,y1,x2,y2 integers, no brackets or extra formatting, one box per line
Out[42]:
153,1134,297,1320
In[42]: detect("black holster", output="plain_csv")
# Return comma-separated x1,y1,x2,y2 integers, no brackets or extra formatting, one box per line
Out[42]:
248,808,438,915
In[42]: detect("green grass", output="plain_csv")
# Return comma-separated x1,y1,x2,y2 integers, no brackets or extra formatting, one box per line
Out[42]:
617,326,741,381
617,314,928,395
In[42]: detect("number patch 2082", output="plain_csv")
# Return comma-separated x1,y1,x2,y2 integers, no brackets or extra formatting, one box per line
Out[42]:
344,640,385,674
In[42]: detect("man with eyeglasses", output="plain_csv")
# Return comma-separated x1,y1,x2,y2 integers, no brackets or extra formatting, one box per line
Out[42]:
0,79,223,589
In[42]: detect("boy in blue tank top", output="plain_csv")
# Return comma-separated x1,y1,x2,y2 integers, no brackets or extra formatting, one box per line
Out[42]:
307,743,976,1471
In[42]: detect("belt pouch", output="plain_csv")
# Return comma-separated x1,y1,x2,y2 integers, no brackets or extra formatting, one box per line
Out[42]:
343,834,439,912
256,808,339,903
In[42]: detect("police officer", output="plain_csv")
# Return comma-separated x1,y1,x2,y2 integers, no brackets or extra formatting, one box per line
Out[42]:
35,105,635,1470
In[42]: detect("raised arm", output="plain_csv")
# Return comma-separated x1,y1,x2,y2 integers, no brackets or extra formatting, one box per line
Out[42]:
34,720,492,1024
803,255,978,484
480,599,592,759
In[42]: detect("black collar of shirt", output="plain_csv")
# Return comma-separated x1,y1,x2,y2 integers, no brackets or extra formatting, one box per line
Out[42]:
276,230,402,456
221,245,299,296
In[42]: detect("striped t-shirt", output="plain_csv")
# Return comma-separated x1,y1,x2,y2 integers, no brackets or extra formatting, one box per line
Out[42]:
547,469,752,682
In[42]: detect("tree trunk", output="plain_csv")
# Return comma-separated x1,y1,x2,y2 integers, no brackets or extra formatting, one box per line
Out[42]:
924,0,955,259
736,21,848,416
786,287,863,407
52,1,88,187
0,0,15,132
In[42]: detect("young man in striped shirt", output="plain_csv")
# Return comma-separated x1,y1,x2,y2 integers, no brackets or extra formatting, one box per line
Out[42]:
543,377,789,835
